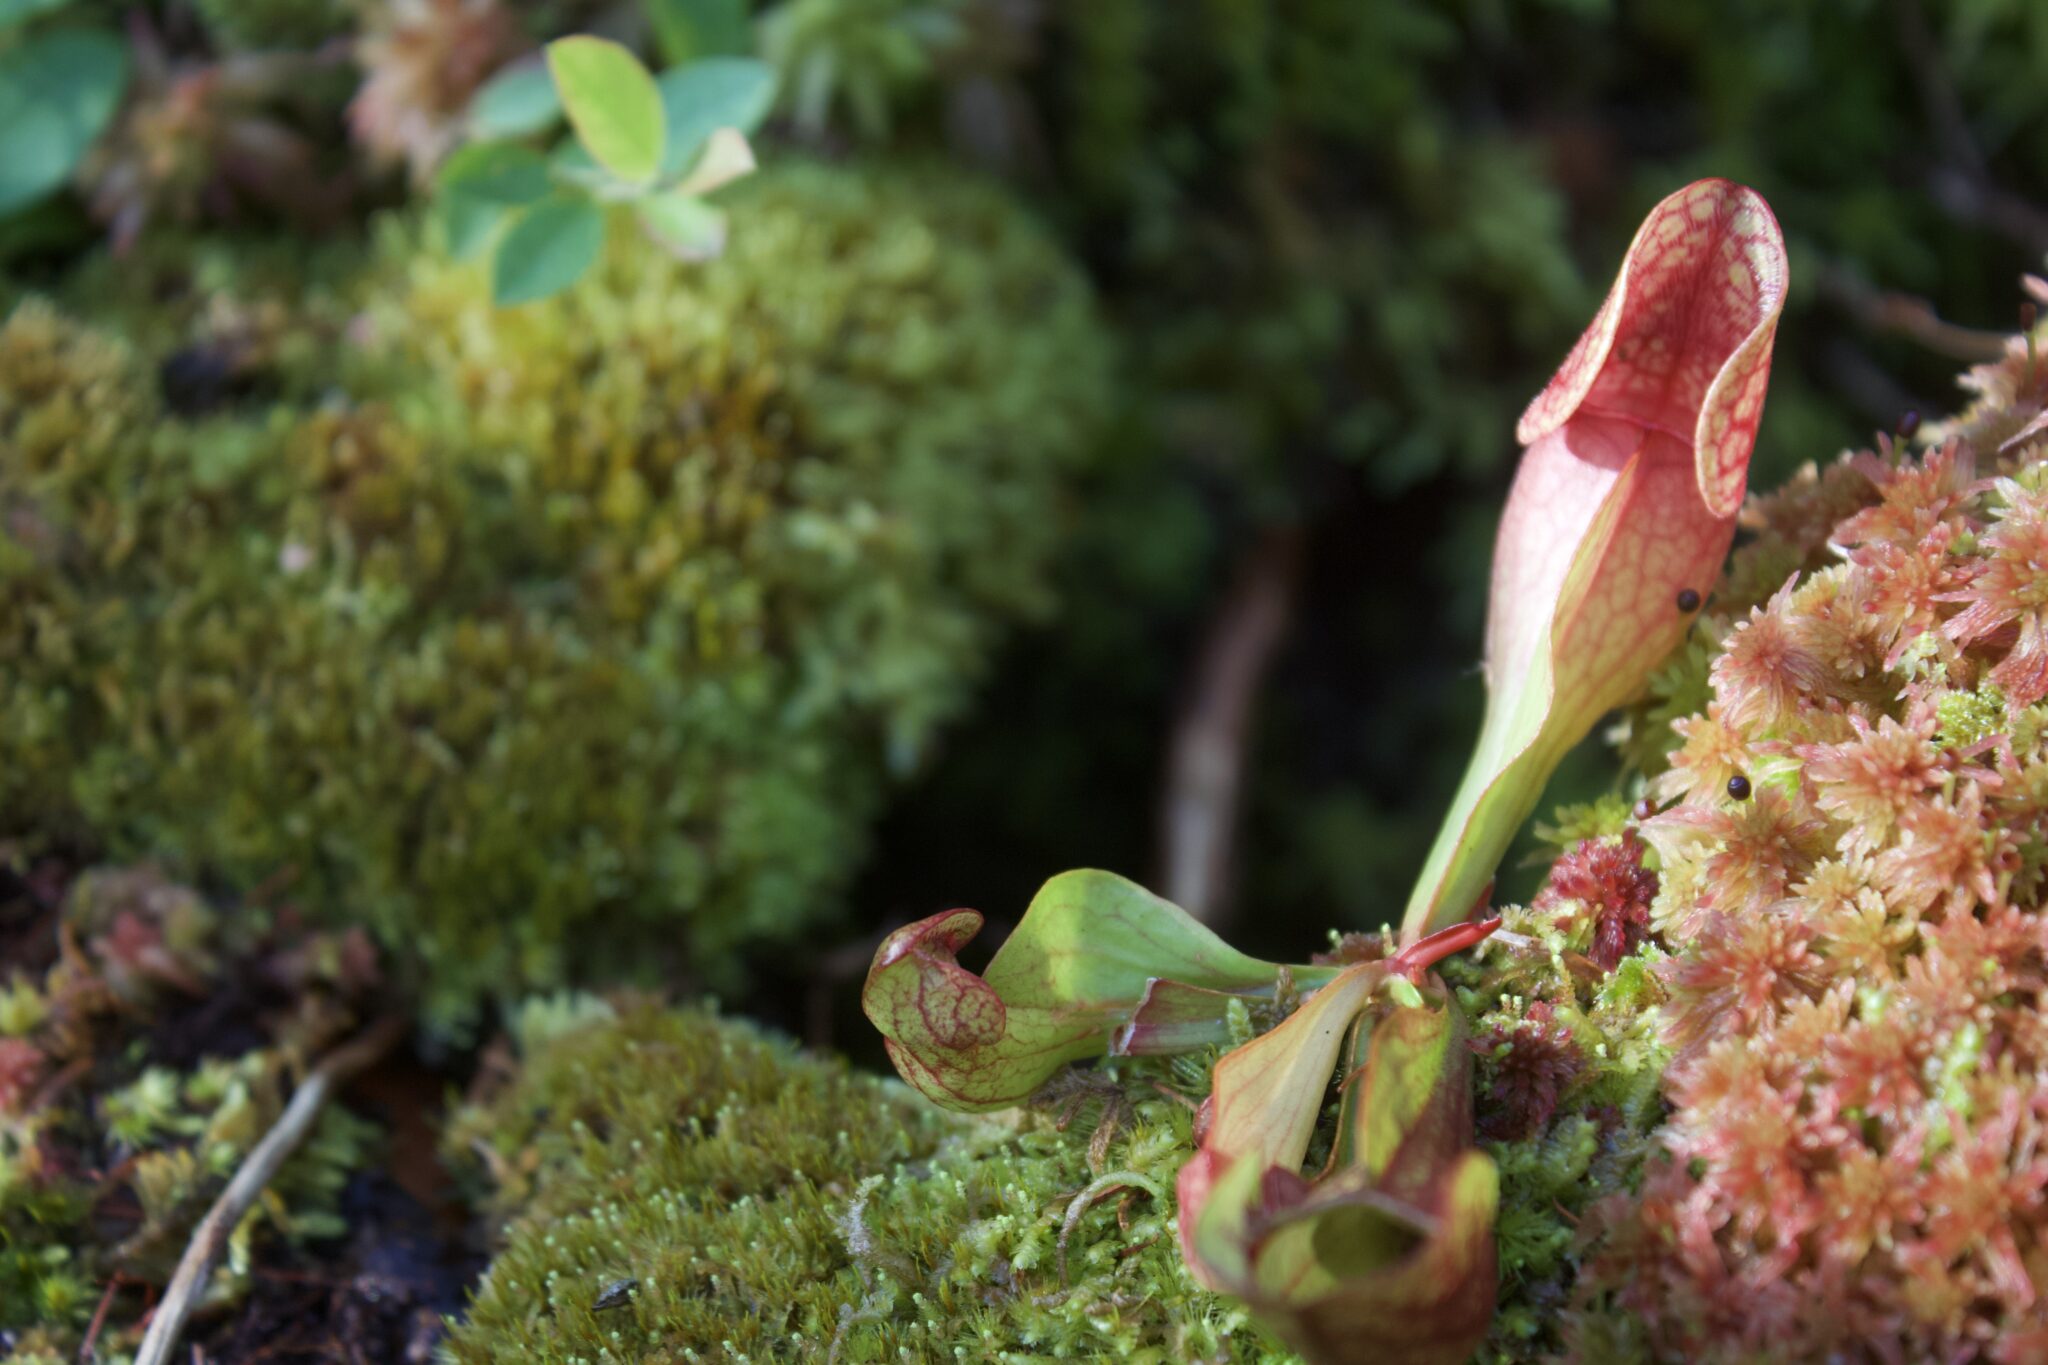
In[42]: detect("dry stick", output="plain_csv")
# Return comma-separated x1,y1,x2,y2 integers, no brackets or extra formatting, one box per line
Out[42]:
1818,261,2011,364
1158,524,1303,925
132,1014,408,1365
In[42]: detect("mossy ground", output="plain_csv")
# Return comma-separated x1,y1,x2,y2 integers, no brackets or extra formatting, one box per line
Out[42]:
443,1000,1288,1363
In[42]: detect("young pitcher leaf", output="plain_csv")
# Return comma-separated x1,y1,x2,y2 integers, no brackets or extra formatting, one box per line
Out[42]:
1174,917,1501,1365
1182,990,1497,1365
1225,1151,1500,1365
863,870,1335,1111
1404,179,1788,937
546,37,666,184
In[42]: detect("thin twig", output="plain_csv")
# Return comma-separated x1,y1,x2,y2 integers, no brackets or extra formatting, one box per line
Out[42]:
1159,524,1303,925
79,1272,125,1362
132,1014,407,1365
1817,260,2010,363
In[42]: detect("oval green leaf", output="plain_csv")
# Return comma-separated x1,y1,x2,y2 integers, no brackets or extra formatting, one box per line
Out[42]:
468,59,562,140
491,194,605,306
546,36,666,185
436,143,553,261
0,27,128,216
438,192,506,261
655,57,775,178
437,141,552,204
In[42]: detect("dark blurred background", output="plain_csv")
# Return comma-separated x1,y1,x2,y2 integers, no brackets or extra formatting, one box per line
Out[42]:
804,0,2048,1052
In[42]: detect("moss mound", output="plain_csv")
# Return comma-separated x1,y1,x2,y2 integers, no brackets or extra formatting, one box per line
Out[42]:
442,1001,1282,1363
0,160,1113,1027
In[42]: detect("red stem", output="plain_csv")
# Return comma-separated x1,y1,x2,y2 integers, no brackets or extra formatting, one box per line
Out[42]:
1391,916,1503,979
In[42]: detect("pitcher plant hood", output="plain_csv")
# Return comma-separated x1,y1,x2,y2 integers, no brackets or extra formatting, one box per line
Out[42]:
1404,178,1789,938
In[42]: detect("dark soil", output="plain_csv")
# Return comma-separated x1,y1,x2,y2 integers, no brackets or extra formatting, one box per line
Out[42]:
189,1171,477,1365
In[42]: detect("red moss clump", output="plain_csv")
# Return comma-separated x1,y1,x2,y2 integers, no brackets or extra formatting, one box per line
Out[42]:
1474,1001,1585,1142
0,1037,44,1116
1566,315,2048,1363
1536,832,1659,970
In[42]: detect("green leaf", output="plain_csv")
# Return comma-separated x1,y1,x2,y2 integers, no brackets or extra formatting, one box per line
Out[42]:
863,870,1337,1111
655,57,775,177
545,36,665,185
0,0,67,31
638,191,725,261
647,0,751,66
548,137,604,187
491,194,605,306
439,193,506,261
437,142,552,204
468,59,562,139
0,27,128,216
436,143,553,261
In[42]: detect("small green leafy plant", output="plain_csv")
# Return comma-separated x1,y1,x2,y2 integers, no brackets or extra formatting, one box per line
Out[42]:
0,0,128,220
438,34,775,306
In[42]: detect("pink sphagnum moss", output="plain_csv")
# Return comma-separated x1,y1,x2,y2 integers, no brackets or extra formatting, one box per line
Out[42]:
1549,294,2048,1363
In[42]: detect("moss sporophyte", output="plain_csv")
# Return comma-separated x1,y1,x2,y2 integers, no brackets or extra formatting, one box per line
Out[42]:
864,180,1789,1363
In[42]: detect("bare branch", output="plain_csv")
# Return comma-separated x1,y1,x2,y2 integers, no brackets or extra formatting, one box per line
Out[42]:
1816,259,2010,362
1158,524,1302,925
132,1014,408,1365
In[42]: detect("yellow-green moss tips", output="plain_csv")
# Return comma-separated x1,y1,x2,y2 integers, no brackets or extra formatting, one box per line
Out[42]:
0,160,1114,1028
442,1001,1291,1363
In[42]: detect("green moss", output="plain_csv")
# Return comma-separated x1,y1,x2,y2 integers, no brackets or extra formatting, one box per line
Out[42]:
0,160,1113,1027
444,1002,1292,1363
1441,856,1674,1364
1937,680,2008,749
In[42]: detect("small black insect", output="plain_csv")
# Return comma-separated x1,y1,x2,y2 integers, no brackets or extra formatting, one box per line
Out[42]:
159,342,269,417
1898,410,1921,439
1726,774,1752,801
594,1278,638,1312
1676,587,1702,613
